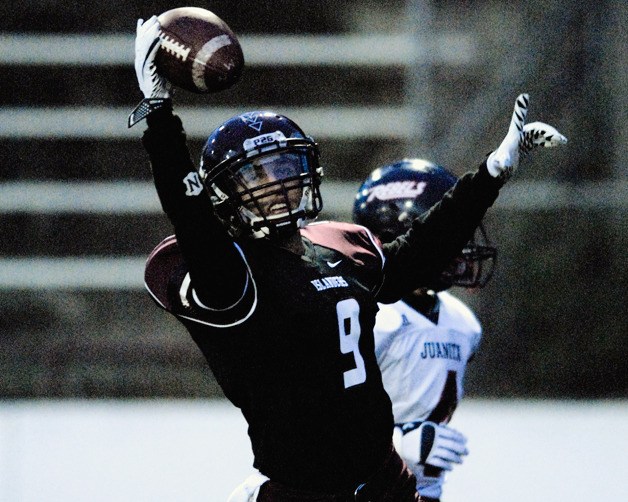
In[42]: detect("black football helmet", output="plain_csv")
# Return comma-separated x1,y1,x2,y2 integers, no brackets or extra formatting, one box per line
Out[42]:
353,158,497,289
199,111,323,238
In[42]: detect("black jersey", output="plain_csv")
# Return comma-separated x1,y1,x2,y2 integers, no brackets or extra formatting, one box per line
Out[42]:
146,221,394,491
141,109,503,494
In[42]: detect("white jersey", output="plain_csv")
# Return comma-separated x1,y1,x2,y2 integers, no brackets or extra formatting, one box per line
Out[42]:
374,291,481,499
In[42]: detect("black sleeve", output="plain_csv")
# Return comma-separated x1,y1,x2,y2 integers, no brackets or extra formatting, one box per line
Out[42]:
141,107,248,309
377,162,503,303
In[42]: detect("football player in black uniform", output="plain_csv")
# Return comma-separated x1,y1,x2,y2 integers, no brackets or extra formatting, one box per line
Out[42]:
130,16,566,502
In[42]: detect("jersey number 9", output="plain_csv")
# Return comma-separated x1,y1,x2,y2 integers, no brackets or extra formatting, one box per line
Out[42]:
336,299,367,389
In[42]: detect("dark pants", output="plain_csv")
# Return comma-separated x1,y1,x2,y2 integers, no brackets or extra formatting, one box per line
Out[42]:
257,446,421,502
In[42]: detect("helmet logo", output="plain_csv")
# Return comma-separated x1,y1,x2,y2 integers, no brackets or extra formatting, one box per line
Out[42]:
243,131,287,152
183,172,204,196
366,181,427,202
240,112,264,131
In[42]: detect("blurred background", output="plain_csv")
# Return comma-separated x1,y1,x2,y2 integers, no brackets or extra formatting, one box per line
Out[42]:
0,0,626,500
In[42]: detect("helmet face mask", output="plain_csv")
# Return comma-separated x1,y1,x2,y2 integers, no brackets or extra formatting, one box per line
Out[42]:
220,149,320,237
441,224,497,290
353,158,497,291
200,112,323,238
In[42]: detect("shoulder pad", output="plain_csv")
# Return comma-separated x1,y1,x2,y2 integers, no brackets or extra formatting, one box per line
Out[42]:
301,221,385,269
145,235,184,311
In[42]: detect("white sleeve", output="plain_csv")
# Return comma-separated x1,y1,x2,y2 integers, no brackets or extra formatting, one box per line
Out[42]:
227,471,269,502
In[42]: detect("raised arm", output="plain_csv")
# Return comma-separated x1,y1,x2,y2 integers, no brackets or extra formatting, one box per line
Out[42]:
378,94,567,302
133,16,248,311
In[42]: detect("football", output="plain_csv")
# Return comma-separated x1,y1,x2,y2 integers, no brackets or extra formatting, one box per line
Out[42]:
155,7,244,94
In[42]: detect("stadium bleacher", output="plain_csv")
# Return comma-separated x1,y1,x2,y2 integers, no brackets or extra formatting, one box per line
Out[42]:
1,0,625,399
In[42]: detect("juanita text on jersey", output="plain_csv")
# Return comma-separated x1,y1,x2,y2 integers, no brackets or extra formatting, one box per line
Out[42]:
420,342,462,362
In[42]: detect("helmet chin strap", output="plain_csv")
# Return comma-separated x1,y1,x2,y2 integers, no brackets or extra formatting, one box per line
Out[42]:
240,187,313,239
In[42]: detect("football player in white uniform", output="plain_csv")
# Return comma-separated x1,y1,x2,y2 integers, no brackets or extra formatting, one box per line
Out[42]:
353,159,496,501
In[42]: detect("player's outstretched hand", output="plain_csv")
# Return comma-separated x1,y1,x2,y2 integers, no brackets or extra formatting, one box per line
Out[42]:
128,16,172,127
134,16,170,99
393,421,468,471
486,93,529,180
520,122,568,155
486,94,568,180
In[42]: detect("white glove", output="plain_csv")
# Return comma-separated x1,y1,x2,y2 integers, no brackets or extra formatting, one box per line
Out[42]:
486,93,529,179
128,16,172,127
134,16,170,99
227,471,269,502
520,121,568,154
393,422,468,471
486,94,568,180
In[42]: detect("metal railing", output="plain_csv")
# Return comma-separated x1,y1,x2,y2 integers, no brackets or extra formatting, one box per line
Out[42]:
1,30,625,291
0,33,476,66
